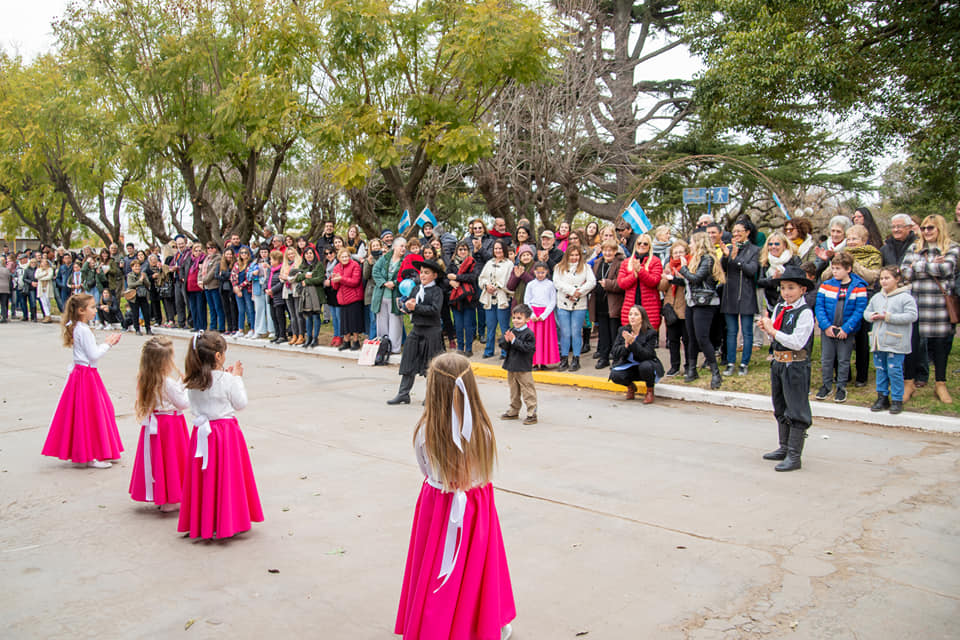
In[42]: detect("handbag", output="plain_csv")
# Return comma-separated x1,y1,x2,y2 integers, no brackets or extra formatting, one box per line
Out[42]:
690,287,714,307
357,339,380,366
661,299,679,325
933,276,960,324
123,288,137,302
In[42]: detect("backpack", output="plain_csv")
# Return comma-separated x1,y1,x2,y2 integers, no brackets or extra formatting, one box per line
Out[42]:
374,335,392,366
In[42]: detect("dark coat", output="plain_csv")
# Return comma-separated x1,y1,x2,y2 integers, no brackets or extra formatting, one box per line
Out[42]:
398,284,446,377
720,242,760,315
446,257,479,311
499,325,535,372
880,232,917,269
609,325,664,378
588,255,625,320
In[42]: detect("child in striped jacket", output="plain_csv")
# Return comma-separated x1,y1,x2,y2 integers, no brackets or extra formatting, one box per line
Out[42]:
814,251,868,404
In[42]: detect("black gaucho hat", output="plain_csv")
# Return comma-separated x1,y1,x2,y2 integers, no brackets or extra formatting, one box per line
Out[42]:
773,265,815,291
418,259,444,276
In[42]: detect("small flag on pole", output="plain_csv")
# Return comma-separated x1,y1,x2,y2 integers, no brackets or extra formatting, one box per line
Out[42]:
397,209,411,234
414,206,437,228
622,200,653,234
772,192,791,220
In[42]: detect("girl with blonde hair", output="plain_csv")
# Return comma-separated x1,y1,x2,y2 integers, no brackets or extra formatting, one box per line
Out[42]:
129,336,190,510
42,294,122,468
395,353,515,640
679,232,725,388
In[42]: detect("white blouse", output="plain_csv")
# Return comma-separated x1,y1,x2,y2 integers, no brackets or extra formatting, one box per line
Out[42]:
477,259,514,309
187,370,247,420
553,264,597,311
73,322,111,366
523,278,557,319
156,377,191,413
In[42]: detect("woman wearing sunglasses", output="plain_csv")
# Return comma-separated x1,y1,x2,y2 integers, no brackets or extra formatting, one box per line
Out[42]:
901,214,959,404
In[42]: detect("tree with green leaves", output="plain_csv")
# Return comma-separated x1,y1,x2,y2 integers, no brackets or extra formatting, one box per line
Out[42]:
308,0,553,230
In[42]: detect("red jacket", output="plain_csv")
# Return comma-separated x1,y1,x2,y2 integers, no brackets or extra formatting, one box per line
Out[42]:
617,254,663,329
332,259,363,305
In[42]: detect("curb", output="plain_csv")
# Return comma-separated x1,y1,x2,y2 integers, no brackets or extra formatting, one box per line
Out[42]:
149,326,362,362
469,362,645,394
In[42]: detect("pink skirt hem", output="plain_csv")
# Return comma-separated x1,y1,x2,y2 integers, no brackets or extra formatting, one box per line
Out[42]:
129,413,191,505
530,307,560,366
395,481,515,640
177,417,263,539
41,365,123,463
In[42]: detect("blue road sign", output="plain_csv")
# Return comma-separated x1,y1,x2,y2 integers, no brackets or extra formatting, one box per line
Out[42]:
683,188,707,204
708,187,729,204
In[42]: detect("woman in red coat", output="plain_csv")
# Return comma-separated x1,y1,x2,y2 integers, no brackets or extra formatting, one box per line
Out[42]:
617,233,663,330
332,248,365,350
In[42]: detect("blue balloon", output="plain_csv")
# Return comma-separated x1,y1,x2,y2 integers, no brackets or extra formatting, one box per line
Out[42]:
398,278,416,297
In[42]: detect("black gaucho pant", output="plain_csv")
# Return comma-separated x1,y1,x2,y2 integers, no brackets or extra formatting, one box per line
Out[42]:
771,359,812,430
609,362,659,389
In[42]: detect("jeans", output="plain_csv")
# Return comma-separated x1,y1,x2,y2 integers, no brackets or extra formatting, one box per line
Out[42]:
874,351,905,401
452,306,476,352
483,306,511,356
366,304,377,340
476,307,486,339
821,334,855,389
204,289,225,331
236,290,254,333
254,293,273,335
188,291,207,331
221,289,238,332
85,287,100,305
26,289,37,320
304,313,321,340
556,307,587,357
724,313,754,366
331,305,341,337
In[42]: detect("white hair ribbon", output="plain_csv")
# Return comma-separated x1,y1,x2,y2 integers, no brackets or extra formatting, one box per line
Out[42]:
192,330,203,351
65,320,72,327
193,415,212,470
435,489,467,590
451,375,473,452
142,413,159,502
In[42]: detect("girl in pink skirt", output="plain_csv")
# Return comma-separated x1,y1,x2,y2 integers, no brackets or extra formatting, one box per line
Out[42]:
42,294,122,469
178,332,263,539
395,352,515,640
129,336,190,512
523,262,560,370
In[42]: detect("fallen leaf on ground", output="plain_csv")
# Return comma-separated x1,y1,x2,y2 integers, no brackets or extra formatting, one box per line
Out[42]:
184,619,196,630
268,568,280,574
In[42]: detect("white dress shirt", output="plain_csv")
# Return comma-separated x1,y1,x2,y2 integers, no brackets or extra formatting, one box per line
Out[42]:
187,370,247,420
523,278,557,319
73,322,111,366
773,298,815,351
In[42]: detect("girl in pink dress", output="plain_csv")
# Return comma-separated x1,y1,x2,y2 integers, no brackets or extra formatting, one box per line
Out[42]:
128,336,191,511
523,262,560,369
395,352,515,640
178,332,263,539
42,294,122,469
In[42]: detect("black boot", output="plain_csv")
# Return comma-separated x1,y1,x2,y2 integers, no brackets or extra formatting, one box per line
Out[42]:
581,328,591,354
386,394,410,405
683,364,699,383
870,393,890,412
569,356,581,372
775,426,807,472
558,356,569,371
709,360,722,389
889,400,903,414
763,420,790,460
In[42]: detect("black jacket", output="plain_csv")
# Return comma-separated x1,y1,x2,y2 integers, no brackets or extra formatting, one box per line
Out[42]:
880,232,917,268
409,284,444,328
679,254,719,305
720,242,760,315
499,326,535,372
610,326,664,377
757,256,801,310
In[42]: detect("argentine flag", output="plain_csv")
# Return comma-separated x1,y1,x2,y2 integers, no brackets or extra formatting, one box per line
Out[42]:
415,206,437,228
622,200,653,234
397,209,412,234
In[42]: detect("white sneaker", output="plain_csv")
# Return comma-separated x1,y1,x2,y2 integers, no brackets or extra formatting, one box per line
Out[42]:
87,459,112,469
501,624,513,640
246,331,256,339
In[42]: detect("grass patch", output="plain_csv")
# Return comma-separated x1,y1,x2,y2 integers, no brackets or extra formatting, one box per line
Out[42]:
678,334,960,418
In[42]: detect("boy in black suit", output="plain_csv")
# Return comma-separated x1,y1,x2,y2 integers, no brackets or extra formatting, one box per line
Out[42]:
500,303,538,425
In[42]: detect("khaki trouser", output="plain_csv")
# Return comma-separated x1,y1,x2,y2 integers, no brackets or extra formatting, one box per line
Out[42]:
507,371,537,418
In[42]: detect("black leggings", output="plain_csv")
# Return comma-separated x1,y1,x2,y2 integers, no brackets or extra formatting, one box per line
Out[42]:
594,310,620,360
271,304,287,338
927,335,954,382
666,317,688,370
221,289,238,332
685,305,717,365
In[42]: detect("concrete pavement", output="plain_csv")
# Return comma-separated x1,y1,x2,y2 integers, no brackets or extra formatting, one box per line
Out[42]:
1,322,958,639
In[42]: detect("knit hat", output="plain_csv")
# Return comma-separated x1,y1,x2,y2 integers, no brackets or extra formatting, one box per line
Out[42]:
380,229,394,240
518,244,535,257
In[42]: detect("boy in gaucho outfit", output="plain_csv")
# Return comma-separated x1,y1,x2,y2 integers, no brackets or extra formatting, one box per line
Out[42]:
387,260,447,405
757,265,816,472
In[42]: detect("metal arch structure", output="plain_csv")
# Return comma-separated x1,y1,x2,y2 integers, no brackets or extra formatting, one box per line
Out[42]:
621,154,792,220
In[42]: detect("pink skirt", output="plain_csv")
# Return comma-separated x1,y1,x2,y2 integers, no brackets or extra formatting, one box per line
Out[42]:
395,481,515,640
41,365,123,463
128,413,190,505
530,307,560,366
177,418,264,539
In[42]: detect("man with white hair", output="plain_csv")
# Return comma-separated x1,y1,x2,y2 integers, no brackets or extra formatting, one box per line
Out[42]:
880,213,917,267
